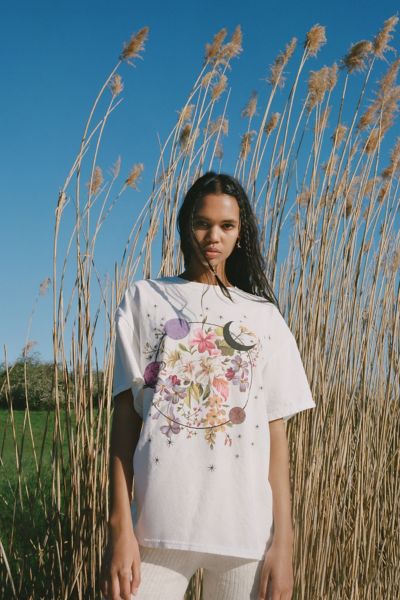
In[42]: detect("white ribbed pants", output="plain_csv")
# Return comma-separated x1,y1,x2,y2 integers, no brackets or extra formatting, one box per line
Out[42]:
132,544,268,600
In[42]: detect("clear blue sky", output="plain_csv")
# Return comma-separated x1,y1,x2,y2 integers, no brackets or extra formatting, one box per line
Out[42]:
1,0,398,365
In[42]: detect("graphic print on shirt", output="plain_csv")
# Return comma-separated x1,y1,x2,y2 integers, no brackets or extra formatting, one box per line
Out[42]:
142,318,261,449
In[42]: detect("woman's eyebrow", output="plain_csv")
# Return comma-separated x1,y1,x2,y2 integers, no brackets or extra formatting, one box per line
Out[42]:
194,216,238,223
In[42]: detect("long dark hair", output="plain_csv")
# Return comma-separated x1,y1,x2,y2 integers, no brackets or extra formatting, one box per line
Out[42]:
177,171,280,309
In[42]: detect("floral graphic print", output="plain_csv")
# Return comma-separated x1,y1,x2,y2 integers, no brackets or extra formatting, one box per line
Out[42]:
143,318,260,449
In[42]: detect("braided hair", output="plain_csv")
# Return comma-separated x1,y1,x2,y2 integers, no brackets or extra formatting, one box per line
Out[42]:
177,171,280,309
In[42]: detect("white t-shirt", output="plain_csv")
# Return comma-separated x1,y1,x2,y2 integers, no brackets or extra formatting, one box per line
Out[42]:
112,275,316,560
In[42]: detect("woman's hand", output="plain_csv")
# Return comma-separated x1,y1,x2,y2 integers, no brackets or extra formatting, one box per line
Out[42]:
257,539,294,600
100,526,141,600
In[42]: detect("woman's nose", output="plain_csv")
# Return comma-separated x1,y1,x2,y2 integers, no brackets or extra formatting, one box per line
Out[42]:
206,226,220,242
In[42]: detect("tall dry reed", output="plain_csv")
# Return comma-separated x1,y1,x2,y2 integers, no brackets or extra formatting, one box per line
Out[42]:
1,16,399,600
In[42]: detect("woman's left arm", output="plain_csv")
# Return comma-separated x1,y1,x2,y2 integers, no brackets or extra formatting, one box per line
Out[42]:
258,418,294,599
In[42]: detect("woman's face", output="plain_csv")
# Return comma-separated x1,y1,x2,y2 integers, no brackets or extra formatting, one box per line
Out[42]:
189,193,240,268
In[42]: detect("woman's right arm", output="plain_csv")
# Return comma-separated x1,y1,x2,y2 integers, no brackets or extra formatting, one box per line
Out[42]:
101,389,143,599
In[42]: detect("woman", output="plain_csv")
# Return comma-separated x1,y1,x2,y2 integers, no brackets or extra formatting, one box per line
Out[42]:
101,171,316,600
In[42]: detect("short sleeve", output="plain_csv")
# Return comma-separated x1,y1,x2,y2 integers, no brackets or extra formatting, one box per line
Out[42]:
112,287,144,411
264,308,316,422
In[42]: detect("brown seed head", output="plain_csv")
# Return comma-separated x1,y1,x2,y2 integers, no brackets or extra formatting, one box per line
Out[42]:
373,15,399,58
201,71,215,88
179,123,192,151
296,186,311,207
120,27,149,63
267,37,297,88
207,116,229,137
178,104,195,124
109,74,123,96
241,91,258,118
205,28,228,63
273,157,287,178
179,125,199,154
331,123,348,146
215,141,224,159
211,74,228,101
364,177,380,197
322,153,338,176
125,163,144,189
240,130,256,160
307,66,331,109
378,58,400,96
377,183,388,203
358,103,376,130
365,129,381,154
381,137,400,178
88,166,104,195
112,156,121,179
342,40,372,73
390,246,400,274
264,112,280,135
304,24,327,58
220,25,243,60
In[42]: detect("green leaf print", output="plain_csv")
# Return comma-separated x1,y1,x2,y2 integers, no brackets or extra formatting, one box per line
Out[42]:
178,343,189,352
185,383,203,408
215,338,235,356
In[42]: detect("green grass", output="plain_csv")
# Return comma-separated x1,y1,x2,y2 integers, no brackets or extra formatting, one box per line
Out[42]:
0,410,68,485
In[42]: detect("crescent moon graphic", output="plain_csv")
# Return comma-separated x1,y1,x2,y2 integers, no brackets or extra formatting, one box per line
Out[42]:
223,321,257,352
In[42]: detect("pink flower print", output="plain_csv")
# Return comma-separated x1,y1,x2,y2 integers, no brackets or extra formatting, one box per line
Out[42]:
189,328,220,355
169,374,181,386
226,368,241,385
182,359,196,376
212,376,229,401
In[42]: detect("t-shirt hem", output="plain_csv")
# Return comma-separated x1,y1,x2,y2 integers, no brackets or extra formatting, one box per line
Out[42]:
137,537,266,561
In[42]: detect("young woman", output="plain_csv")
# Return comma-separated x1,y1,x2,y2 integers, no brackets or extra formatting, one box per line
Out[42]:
100,172,316,600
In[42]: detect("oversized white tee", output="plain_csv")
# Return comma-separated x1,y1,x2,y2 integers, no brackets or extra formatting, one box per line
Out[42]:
112,275,316,560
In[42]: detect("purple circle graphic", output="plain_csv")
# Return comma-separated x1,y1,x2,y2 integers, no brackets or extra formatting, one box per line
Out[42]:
229,406,246,424
144,361,161,387
164,318,190,340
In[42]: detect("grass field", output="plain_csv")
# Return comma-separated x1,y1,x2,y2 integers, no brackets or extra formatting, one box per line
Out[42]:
1,409,71,486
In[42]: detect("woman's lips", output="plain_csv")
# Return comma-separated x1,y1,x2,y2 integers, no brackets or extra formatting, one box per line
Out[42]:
204,248,221,256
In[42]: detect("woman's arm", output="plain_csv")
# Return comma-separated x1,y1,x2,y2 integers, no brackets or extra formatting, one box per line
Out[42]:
108,388,142,528
101,389,143,599
258,418,294,599
268,418,294,544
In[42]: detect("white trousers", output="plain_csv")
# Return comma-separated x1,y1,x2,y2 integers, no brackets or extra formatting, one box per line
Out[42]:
132,544,267,600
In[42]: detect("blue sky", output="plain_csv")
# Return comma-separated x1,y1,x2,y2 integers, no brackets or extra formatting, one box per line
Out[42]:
1,0,398,365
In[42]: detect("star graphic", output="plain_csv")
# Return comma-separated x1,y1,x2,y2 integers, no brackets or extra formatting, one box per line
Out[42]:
208,464,216,472
167,439,174,447
154,456,160,464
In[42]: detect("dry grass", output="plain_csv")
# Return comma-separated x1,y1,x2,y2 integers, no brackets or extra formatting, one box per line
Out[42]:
1,16,399,599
